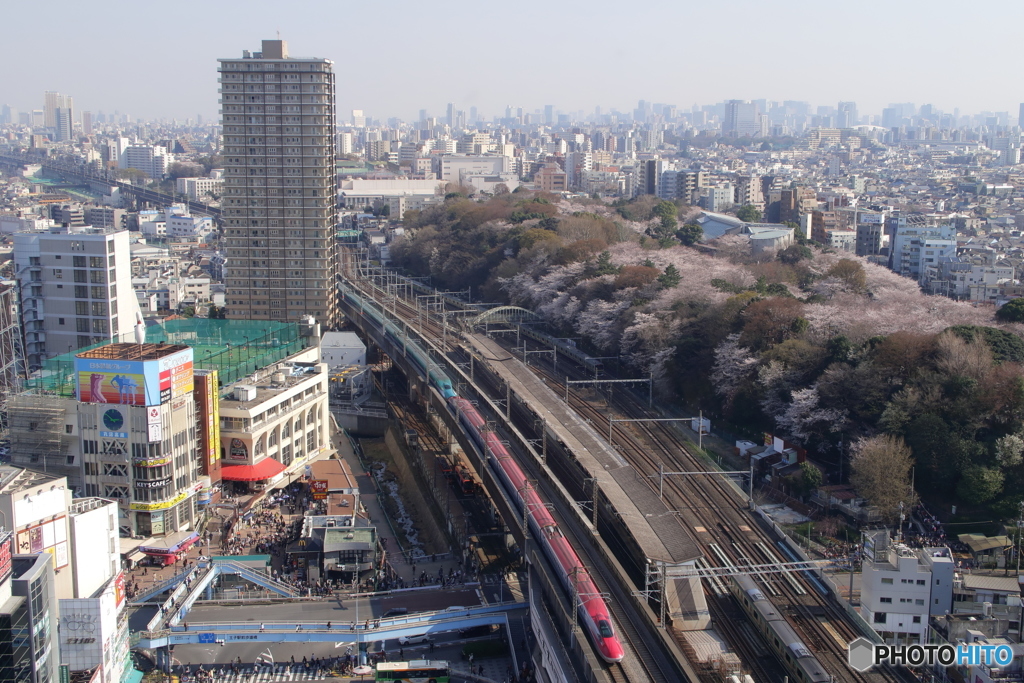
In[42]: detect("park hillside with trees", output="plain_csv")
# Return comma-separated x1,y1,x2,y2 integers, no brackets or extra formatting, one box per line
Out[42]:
389,189,1024,526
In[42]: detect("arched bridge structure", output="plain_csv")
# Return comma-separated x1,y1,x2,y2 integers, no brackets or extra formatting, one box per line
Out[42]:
468,306,541,329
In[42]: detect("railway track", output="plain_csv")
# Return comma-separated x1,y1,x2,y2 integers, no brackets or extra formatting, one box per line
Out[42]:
348,283,680,683
505,334,899,683
344,279,907,682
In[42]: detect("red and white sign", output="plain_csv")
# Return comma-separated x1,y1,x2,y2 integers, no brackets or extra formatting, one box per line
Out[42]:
228,438,248,461
310,480,328,499
114,571,126,607
0,533,12,584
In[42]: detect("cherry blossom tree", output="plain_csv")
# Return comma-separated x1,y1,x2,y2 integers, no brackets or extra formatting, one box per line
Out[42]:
711,334,758,408
773,385,847,447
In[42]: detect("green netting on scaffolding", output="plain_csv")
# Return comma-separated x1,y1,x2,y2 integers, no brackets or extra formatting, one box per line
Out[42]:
25,318,311,397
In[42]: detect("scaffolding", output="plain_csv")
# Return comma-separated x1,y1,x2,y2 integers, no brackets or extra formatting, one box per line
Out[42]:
0,283,24,439
7,393,69,475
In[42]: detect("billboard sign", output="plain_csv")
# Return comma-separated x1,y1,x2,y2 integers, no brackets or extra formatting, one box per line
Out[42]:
193,370,222,477
114,571,126,607
130,490,188,511
0,532,12,585
859,213,884,224
150,511,164,535
228,438,248,462
169,360,194,399
132,456,170,468
75,348,194,406
78,370,146,405
310,480,328,499
159,349,194,403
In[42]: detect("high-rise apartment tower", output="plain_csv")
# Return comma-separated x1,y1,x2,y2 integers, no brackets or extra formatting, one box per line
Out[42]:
218,39,338,326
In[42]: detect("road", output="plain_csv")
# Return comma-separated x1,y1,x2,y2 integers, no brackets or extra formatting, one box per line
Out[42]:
159,592,514,680
182,588,482,626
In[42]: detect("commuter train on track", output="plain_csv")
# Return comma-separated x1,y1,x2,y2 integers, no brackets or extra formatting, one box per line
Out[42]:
729,574,830,683
340,285,626,663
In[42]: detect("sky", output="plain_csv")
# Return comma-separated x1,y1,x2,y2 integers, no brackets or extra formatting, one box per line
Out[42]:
3,0,1023,124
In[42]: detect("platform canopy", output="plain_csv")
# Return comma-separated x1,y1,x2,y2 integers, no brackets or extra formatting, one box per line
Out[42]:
221,458,286,482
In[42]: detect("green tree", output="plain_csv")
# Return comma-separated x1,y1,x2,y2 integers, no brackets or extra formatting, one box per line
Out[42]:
905,414,955,492
676,223,703,246
653,200,677,222
658,264,681,289
996,298,1024,323
736,205,762,222
595,251,617,276
956,465,1004,504
777,244,812,265
799,461,824,496
949,325,1024,363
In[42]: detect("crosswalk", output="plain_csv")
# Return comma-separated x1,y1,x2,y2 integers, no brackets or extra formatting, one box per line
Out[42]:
173,667,344,682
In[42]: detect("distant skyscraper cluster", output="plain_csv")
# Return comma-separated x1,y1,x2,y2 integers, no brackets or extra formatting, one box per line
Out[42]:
44,91,74,141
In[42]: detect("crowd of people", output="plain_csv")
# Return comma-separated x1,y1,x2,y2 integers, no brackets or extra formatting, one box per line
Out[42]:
820,540,862,571
135,473,536,682
176,652,363,681
218,493,302,558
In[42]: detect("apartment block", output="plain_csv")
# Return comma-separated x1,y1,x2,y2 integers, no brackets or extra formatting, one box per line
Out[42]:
13,227,144,370
219,39,338,326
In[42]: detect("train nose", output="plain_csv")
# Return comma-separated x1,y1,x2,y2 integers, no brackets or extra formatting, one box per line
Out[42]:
601,638,625,662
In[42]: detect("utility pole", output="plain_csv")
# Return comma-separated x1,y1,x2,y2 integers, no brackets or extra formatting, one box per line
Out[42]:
698,410,703,452
1016,502,1023,577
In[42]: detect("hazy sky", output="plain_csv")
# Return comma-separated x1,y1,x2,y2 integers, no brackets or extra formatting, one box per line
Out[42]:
4,0,1023,124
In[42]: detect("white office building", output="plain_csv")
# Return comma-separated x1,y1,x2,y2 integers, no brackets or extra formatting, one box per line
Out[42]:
120,145,173,180
175,177,225,202
888,215,957,283
439,155,513,184
321,331,366,368
860,530,954,644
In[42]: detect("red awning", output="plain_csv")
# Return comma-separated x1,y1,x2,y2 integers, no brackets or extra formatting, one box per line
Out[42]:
220,458,286,482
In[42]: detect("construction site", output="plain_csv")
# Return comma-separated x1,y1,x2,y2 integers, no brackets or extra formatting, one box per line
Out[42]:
0,282,23,440
6,317,318,479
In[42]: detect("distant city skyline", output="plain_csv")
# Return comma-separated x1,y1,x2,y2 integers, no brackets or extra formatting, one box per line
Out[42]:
4,0,1024,124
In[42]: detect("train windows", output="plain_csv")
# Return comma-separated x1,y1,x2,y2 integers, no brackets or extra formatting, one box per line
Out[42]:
597,620,613,638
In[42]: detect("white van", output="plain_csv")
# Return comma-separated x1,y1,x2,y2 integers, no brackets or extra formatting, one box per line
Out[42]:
398,634,431,645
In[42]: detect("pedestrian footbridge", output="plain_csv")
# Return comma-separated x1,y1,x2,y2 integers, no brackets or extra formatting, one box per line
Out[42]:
136,560,301,633
133,601,527,649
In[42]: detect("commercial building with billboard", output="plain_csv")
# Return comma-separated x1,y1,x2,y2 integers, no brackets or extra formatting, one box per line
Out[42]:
75,343,199,537
218,347,332,492
7,318,323,537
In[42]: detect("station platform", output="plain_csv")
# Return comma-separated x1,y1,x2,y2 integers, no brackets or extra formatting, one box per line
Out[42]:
465,332,701,568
